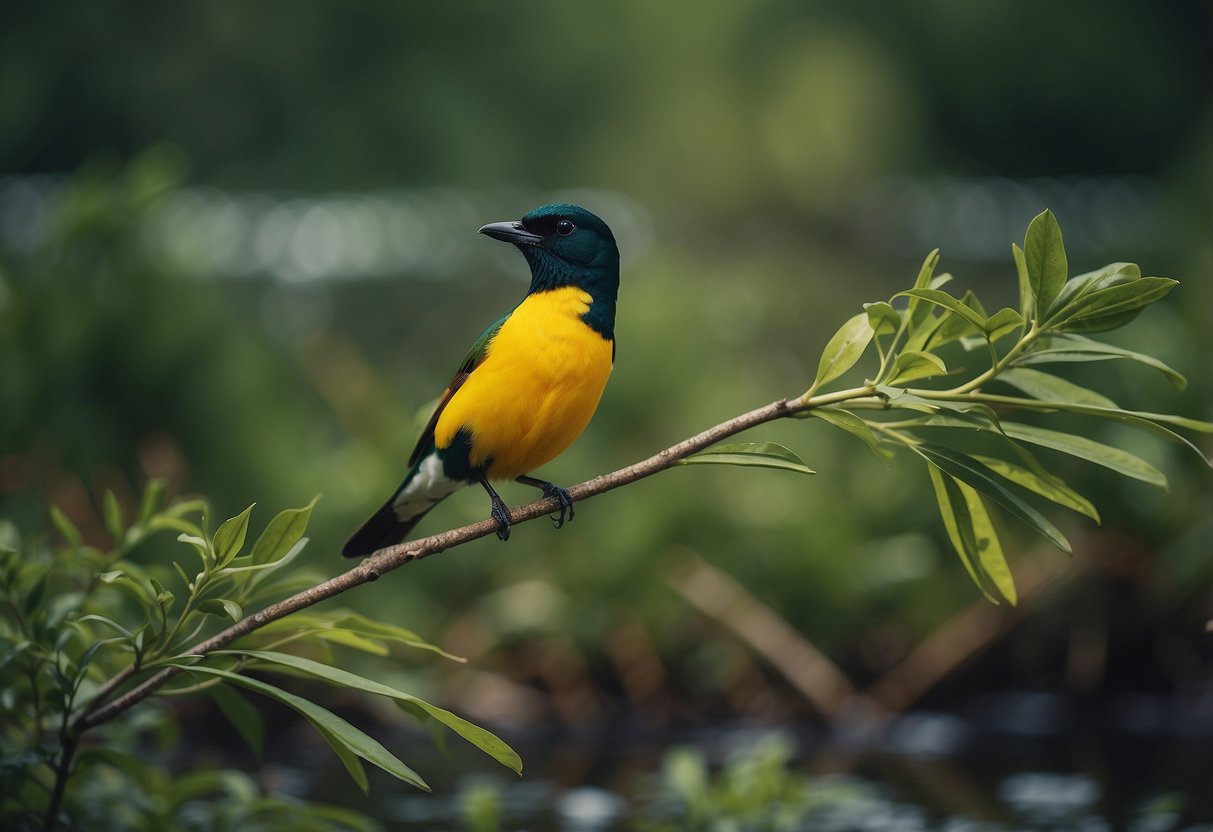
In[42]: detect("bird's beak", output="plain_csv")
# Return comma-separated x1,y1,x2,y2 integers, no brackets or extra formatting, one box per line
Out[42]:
478,220,543,247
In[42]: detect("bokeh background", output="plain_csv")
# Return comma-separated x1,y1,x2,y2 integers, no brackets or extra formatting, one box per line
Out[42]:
2,1,1211,826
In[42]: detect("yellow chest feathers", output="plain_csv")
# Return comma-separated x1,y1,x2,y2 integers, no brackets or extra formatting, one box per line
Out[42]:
434,286,614,478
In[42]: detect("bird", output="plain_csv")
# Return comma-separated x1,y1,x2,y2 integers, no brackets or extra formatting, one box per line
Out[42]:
342,204,620,558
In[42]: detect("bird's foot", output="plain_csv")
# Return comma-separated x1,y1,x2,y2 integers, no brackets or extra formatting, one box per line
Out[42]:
489,493,512,541
541,483,575,529
516,475,575,529
479,476,512,541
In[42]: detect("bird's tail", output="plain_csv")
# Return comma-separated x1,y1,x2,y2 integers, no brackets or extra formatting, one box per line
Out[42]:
341,499,433,559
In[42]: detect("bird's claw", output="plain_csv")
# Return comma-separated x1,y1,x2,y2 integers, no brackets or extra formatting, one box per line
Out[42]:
543,484,575,529
489,495,512,541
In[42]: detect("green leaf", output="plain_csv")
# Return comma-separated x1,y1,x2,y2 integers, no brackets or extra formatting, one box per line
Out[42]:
980,397,1212,467
1046,262,1140,317
970,455,1099,522
49,505,82,548
1012,242,1033,321
1000,422,1167,488
1047,277,1178,333
1023,209,1068,315
177,533,211,564
811,312,874,393
1014,335,1186,389
250,496,319,565
864,301,900,336
929,290,984,348
213,649,522,775
808,408,883,455
913,444,1071,553
213,503,255,566
171,662,430,791
198,599,243,621
958,484,1016,605
678,442,815,475
997,367,1118,409
103,489,125,546
926,465,1010,604
149,576,174,607
222,538,309,578
312,629,390,656
74,613,135,639
207,683,265,758
138,479,168,526
315,722,370,795
906,248,942,331
984,308,1024,342
897,288,987,334
884,350,947,386
249,610,467,662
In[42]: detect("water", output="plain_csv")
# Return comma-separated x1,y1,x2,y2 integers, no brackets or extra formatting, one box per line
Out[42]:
272,691,1213,830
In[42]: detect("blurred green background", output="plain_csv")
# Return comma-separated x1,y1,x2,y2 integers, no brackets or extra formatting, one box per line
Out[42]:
1,0,1210,790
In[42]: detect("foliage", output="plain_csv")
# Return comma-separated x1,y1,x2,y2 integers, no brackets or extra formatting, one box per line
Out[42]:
686,210,1211,604
0,486,519,831
1,209,1207,830
638,734,873,831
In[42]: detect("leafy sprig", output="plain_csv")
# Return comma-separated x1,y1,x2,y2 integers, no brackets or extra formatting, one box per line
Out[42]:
787,210,1208,603
1,488,522,828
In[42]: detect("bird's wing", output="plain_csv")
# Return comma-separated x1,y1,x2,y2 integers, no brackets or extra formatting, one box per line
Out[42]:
407,312,510,467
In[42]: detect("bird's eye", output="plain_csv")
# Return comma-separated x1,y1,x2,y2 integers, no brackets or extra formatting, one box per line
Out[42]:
556,219,575,236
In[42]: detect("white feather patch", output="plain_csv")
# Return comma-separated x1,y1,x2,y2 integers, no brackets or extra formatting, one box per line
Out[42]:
392,452,463,521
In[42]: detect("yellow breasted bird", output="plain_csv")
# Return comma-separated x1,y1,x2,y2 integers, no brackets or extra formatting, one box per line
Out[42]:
342,204,619,558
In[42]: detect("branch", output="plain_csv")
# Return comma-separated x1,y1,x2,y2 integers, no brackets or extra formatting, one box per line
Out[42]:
78,391,851,732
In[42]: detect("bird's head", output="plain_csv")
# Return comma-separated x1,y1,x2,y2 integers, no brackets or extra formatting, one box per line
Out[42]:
479,204,619,289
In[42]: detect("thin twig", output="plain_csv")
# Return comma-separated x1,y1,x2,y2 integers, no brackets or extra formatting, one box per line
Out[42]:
77,393,837,732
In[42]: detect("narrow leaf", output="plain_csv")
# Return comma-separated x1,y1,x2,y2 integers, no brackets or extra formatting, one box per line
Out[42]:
1000,422,1167,487
983,308,1024,342
808,408,883,455
811,312,874,392
1015,334,1186,389
678,442,815,475
1012,242,1033,321
885,350,947,386
213,649,522,774
864,301,900,336
213,504,255,566
170,663,431,791
198,599,243,621
897,288,987,334
138,479,168,526
315,723,370,795
906,249,942,332
957,479,1017,605
926,465,1002,603
1047,262,1140,317
251,496,319,565
914,444,1072,553
50,505,82,548
207,684,266,758
1047,277,1178,333
998,367,1118,409
103,490,125,546
1023,209,1067,314
970,455,1099,521
931,290,988,348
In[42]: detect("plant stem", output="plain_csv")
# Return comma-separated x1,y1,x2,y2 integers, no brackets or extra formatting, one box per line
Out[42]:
43,724,77,830
938,323,1041,395
76,385,901,734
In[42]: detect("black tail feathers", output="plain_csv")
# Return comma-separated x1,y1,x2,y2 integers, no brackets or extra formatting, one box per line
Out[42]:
341,500,431,559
